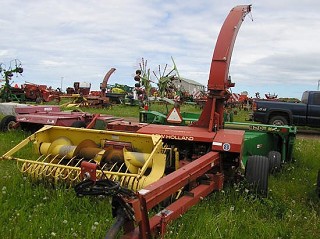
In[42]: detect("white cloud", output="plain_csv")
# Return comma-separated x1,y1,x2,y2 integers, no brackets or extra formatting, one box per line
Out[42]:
1,1,320,98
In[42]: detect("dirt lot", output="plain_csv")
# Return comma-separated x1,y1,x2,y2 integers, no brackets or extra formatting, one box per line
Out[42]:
297,133,320,140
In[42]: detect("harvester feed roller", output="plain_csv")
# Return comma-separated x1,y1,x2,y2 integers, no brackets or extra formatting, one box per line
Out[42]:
1,126,169,191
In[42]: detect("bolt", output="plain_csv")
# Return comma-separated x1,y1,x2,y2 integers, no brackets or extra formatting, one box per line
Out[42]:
83,172,91,180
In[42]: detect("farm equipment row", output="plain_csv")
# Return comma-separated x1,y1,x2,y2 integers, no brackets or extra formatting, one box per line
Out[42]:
0,63,129,106
0,105,122,132
0,5,299,239
0,60,62,103
65,68,129,107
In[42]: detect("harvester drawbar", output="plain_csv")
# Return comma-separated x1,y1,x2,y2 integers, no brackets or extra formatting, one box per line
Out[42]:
1,5,297,239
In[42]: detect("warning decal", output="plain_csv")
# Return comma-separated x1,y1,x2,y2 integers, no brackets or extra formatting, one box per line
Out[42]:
166,107,183,124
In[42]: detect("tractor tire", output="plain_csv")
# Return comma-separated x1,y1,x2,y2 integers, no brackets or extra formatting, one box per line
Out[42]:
0,115,17,132
245,155,270,197
268,151,281,173
71,120,86,128
268,116,288,126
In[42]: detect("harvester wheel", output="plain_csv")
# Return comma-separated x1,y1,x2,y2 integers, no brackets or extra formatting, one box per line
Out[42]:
0,115,17,132
269,116,288,126
71,120,86,128
268,151,281,173
245,155,270,197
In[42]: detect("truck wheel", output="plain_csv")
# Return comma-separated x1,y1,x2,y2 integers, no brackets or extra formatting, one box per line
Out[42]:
269,116,288,126
268,151,281,173
71,121,86,128
245,155,270,197
0,115,17,132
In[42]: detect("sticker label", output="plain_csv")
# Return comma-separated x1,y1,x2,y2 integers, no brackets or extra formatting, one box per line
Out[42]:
212,142,222,146
167,108,183,123
223,143,231,151
138,189,150,195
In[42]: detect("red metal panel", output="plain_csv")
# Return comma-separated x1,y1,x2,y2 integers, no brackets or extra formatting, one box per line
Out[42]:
128,151,220,222
137,124,216,142
16,114,79,126
148,173,224,235
107,120,148,132
212,129,245,153
122,173,224,239
15,105,61,114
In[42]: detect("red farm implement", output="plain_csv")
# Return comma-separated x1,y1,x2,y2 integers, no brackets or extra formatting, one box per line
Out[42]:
0,105,122,132
1,5,297,239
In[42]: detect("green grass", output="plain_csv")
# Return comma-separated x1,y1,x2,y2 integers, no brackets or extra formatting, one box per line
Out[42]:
0,132,114,238
0,105,319,238
166,138,320,238
0,170,113,239
60,101,202,118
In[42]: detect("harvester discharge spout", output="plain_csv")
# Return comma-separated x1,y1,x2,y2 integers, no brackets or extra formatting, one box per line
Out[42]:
192,5,252,131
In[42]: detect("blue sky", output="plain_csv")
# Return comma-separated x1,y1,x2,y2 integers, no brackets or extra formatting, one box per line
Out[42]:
1,0,320,99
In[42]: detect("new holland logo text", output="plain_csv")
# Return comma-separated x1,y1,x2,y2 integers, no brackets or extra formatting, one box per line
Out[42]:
160,134,194,141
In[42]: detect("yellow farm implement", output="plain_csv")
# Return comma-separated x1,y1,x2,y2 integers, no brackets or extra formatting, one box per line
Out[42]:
1,125,169,191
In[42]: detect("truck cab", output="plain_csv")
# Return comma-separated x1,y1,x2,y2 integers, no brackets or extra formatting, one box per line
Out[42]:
301,91,320,127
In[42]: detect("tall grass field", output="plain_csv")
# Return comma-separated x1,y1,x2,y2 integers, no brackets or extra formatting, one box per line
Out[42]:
0,105,319,238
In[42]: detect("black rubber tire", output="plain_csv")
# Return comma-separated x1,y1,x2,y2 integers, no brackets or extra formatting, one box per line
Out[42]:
0,115,17,132
71,120,86,128
268,151,281,173
268,116,288,126
245,155,270,197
